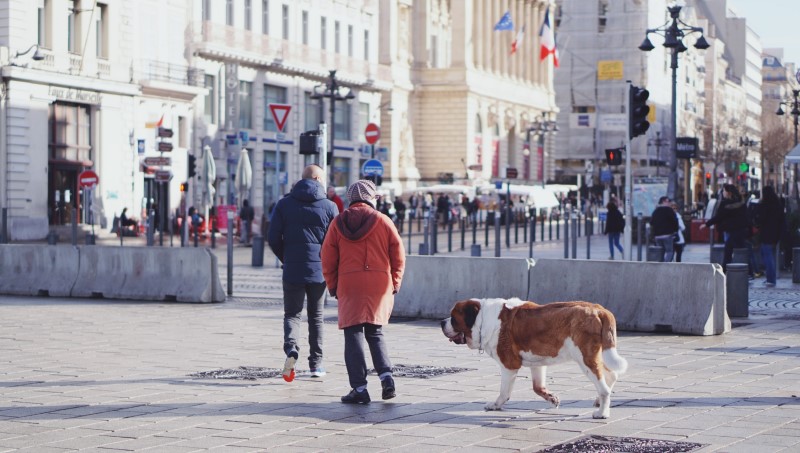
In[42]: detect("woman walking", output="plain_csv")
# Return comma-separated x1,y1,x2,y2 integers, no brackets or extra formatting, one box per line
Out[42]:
700,184,749,272
321,180,406,404
604,202,625,260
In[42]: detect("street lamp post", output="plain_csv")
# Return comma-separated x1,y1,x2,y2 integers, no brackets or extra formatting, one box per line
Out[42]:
776,89,799,199
639,5,709,202
526,113,558,187
310,70,355,186
648,131,667,177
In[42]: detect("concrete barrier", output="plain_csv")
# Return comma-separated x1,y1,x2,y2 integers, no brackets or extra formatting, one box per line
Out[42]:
72,246,225,303
0,245,79,297
393,256,729,336
393,256,530,319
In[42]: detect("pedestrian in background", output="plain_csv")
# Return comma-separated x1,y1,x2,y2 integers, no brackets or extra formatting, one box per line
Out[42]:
650,196,679,262
700,184,749,272
604,201,625,260
327,186,344,215
756,185,784,287
239,199,255,244
670,202,686,262
267,164,339,382
321,180,406,404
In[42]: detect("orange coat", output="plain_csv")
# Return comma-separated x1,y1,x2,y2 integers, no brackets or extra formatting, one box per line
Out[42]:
321,203,406,329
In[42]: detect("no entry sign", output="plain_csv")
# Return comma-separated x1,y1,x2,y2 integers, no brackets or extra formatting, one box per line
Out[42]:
365,123,380,145
78,170,99,188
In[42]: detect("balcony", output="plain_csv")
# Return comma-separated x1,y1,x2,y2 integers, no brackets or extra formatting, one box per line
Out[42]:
132,60,204,87
190,21,392,89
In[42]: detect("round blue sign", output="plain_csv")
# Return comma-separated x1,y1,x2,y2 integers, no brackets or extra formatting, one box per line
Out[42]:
361,159,384,176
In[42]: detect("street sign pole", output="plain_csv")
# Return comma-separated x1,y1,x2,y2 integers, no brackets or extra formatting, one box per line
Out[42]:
269,103,292,208
624,81,633,261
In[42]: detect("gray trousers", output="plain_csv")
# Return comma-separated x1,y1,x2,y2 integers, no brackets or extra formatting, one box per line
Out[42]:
282,281,326,369
344,323,392,389
655,235,675,262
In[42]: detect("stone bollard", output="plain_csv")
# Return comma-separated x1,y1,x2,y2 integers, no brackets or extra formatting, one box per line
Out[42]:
793,248,800,283
726,263,749,317
710,245,725,265
251,235,265,267
646,246,664,262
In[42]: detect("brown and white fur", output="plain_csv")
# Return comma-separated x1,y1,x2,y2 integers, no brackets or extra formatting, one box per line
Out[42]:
441,298,628,419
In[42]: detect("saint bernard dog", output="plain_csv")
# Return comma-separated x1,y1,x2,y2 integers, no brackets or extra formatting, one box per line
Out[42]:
441,298,628,419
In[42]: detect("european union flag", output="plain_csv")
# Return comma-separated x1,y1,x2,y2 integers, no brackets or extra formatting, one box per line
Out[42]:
494,11,514,31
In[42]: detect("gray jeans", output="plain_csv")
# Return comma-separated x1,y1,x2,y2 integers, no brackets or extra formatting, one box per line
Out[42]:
344,323,392,389
655,235,675,262
283,281,326,369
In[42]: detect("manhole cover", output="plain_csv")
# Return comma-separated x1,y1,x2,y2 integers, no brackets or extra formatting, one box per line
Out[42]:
189,367,284,380
368,364,475,379
539,435,705,453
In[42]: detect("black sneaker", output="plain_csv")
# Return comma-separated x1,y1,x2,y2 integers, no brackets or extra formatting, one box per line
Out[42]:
381,377,396,400
341,388,371,404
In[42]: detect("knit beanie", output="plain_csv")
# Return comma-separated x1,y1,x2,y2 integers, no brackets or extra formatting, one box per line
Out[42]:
346,180,378,207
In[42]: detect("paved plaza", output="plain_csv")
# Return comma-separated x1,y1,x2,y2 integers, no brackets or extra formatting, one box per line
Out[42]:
0,233,799,452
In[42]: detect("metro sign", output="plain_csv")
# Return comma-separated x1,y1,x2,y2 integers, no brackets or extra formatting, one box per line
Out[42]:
269,103,292,132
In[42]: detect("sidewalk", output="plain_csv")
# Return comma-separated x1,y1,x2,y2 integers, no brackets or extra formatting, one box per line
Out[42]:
1,233,800,451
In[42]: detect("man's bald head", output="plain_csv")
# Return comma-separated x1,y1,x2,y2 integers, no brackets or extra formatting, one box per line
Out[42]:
302,164,326,182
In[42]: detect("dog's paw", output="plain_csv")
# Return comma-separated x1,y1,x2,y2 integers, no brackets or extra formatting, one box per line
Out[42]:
548,394,560,408
593,397,600,407
592,409,610,419
484,402,503,411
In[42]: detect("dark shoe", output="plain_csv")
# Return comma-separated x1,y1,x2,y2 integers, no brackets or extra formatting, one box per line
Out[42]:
341,388,371,404
381,376,396,400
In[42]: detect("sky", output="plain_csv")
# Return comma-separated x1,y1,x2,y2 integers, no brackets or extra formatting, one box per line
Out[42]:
727,0,799,66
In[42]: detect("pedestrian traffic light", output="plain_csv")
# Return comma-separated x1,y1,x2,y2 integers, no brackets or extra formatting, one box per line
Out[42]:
605,147,623,166
180,182,188,192
299,130,321,155
188,154,197,178
705,172,711,185
739,162,750,173
629,85,650,139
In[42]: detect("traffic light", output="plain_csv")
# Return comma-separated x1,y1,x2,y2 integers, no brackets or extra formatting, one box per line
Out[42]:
629,85,650,139
605,147,623,166
299,130,320,154
180,182,189,193
705,172,711,185
739,162,750,173
188,154,197,178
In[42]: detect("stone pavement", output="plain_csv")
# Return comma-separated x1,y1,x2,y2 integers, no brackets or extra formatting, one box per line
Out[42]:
2,235,800,452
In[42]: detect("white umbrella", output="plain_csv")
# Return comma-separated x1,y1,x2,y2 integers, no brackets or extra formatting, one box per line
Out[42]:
200,145,216,212
234,148,252,207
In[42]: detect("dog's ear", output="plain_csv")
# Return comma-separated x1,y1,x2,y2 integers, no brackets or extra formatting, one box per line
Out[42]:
463,300,480,328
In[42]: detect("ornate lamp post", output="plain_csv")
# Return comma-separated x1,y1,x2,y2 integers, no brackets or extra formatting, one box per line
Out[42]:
527,113,558,186
639,5,709,202
776,89,799,198
310,70,355,185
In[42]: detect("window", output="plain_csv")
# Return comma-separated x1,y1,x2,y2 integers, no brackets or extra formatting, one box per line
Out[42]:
68,1,78,53
302,11,309,45
204,74,216,124
598,0,608,33
321,17,327,49
334,102,351,140
268,0,269,35
264,84,288,131
348,25,354,57
363,30,369,60
305,92,321,131
49,102,92,162
357,102,369,142
37,0,48,47
282,4,289,39
96,3,108,58
239,81,253,129
335,21,341,53
202,0,211,21
245,0,252,30
226,0,234,26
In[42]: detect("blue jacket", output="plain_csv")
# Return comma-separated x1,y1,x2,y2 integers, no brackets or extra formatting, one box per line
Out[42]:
267,178,339,284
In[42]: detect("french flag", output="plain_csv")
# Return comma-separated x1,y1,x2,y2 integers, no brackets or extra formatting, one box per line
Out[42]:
539,9,559,67
510,26,526,55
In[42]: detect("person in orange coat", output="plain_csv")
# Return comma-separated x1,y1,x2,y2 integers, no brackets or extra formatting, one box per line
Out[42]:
321,180,406,404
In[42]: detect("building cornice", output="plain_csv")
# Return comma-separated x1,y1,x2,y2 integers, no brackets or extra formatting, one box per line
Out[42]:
1,66,141,97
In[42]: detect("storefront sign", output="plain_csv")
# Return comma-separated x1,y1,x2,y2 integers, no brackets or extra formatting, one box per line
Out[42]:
48,86,102,104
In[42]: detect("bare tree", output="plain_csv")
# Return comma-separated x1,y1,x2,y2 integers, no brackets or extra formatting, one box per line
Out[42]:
760,112,794,188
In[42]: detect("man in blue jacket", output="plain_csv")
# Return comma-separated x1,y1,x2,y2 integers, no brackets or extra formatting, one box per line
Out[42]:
268,164,339,382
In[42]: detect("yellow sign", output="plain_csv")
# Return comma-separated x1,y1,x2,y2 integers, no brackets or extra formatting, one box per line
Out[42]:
597,60,624,80
647,103,656,123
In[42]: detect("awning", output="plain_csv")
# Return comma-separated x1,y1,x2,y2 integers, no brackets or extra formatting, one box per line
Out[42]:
784,143,800,164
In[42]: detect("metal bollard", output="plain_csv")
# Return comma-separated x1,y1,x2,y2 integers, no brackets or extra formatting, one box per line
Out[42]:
147,215,155,246
647,246,665,262
471,243,481,257
408,222,413,254
505,207,511,248
447,221,453,253
637,213,644,261
571,213,577,259
541,216,545,242
485,212,491,247
529,217,535,259
227,211,234,296
793,248,800,283
421,217,430,255
432,220,438,254
460,218,465,251
472,218,477,245
494,213,501,257
564,215,569,259
586,229,591,260
251,235,265,267
726,263,749,317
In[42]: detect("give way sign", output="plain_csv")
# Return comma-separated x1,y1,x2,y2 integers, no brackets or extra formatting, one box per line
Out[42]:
269,103,292,132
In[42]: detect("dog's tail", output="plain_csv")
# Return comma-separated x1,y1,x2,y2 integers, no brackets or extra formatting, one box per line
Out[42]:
598,309,628,375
